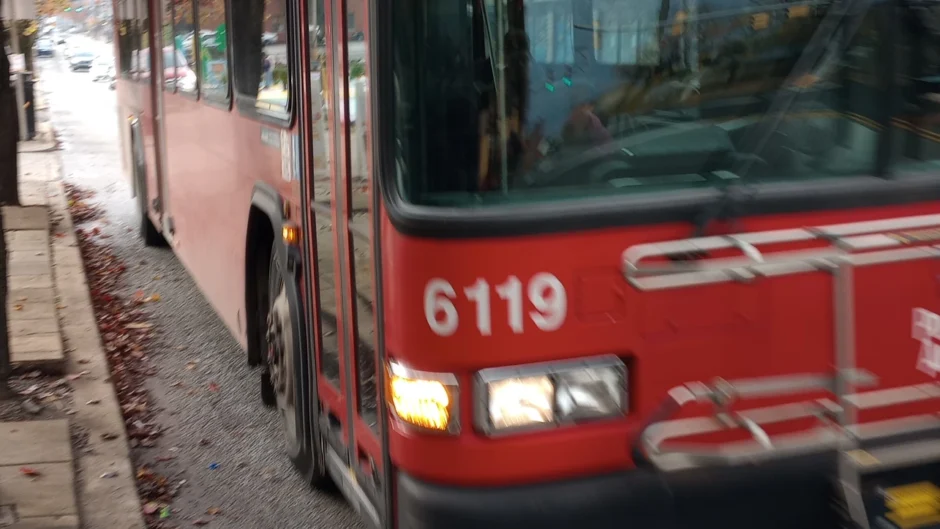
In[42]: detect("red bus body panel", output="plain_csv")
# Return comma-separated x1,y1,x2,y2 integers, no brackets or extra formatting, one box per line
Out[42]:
383,201,940,486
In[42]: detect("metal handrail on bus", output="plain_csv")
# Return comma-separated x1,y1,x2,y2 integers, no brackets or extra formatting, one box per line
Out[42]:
623,213,940,474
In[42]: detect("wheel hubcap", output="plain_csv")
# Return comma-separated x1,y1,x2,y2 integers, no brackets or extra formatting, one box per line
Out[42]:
265,287,297,448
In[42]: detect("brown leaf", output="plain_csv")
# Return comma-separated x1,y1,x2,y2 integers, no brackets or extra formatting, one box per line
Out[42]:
192,519,210,526
206,507,221,515
13,304,23,311
19,467,40,477
126,322,153,330
185,361,198,370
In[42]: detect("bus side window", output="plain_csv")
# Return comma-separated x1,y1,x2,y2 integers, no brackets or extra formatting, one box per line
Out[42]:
198,0,229,102
161,0,175,93
137,0,149,82
231,0,290,116
173,0,197,96
117,0,135,79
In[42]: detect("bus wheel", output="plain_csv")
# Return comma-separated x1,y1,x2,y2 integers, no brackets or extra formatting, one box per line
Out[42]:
263,247,323,482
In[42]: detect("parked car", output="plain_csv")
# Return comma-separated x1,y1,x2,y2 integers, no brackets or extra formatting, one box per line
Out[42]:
90,56,114,81
36,38,54,58
69,51,96,71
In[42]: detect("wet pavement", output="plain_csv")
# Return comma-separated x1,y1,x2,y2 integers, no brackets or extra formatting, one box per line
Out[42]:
38,41,364,529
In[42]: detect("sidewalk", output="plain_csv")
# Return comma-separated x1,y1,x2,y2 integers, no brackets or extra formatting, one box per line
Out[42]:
0,139,145,525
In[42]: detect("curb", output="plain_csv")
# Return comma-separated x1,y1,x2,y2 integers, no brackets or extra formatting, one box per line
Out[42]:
46,153,146,529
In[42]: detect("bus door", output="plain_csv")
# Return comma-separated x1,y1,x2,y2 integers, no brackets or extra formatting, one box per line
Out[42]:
304,0,385,514
143,0,170,236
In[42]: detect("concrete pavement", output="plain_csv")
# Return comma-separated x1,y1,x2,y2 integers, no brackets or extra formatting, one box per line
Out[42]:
0,94,145,528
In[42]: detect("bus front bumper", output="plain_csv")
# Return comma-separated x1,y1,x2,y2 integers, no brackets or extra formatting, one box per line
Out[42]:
395,451,841,529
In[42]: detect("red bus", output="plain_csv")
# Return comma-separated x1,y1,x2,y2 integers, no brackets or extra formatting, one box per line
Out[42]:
111,0,940,526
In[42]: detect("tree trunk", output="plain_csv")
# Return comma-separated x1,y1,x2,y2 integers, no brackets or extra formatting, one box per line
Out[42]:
0,0,17,398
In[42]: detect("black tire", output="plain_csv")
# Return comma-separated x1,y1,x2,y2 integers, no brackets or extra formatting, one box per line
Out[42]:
261,243,330,487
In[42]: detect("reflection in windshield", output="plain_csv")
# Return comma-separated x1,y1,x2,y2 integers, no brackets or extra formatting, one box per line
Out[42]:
392,0,940,206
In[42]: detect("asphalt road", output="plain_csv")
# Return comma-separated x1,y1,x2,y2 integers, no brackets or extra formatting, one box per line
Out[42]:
39,43,364,529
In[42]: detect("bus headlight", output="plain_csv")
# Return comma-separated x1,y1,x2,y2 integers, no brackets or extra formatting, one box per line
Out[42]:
476,356,627,435
487,376,555,430
387,361,459,434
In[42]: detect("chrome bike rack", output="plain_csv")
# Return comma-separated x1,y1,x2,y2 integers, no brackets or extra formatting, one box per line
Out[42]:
623,214,940,529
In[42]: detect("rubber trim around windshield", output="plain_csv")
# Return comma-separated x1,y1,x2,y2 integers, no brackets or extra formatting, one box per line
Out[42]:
379,171,940,239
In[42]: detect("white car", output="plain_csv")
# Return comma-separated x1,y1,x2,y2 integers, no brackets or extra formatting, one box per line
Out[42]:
90,57,114,81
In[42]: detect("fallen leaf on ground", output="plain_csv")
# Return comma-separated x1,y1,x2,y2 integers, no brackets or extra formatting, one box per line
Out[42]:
185,361,198,370
206,507,221,516
208,383,219,392
101,432,119,441
145,293,162,302
142,502,160,515
126,322,153,330
12,304,22,311
15,296,27,301
19,467,40,477
192,519,210,526
21,399,42,415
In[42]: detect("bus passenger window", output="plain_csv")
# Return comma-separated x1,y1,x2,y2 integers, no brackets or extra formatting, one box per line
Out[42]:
198,0,229,102
117,0,135,78
135,0,149,81
173,0,197,95
231,0,290,115
161,0,175,92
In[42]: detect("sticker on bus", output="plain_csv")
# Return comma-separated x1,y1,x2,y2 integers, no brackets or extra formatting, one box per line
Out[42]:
913,308,940,377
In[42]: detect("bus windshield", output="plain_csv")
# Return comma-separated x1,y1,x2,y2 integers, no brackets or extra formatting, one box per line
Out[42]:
391,0,940,207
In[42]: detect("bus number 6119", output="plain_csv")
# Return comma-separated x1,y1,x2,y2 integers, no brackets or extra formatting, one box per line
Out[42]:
424,274,567,337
